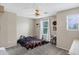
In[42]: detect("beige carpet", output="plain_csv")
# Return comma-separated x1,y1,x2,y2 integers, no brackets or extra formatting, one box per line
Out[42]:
6,43,68,55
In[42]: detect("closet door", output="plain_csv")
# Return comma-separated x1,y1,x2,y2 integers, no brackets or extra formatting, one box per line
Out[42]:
0,12,17,48
0,13,8,47
7,13,17,47
0,15,1,46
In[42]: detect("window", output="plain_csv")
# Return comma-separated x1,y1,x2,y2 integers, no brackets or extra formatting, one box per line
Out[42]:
43,21,48,34
67,14,79,31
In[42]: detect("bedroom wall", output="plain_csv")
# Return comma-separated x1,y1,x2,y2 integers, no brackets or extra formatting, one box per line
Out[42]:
34,19,40,38
49,16,57,37
56,7,79,50
17,16,35,39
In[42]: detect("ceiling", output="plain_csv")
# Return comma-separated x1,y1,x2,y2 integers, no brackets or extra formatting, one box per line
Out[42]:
0,3,79,19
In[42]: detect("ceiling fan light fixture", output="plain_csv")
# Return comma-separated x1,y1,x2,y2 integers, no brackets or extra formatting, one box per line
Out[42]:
35,9,40,16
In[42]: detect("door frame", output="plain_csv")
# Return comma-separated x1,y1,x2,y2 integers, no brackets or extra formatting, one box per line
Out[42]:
40,18,50,41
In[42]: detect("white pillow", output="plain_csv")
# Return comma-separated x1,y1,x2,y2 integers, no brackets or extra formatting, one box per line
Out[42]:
0,47,8,55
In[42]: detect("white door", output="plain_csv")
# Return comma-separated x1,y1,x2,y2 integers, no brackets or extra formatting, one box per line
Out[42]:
40,19,50,41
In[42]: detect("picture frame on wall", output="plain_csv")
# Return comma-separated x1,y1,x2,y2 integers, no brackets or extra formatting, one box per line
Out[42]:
67,14,79,31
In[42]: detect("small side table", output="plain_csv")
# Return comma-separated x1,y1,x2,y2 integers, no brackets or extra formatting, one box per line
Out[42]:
50,36,57,45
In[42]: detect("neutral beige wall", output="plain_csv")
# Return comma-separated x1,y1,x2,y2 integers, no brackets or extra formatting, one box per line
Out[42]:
34,19,40,38
57,7,79,50
0,12,17,48
17,16,35,39
49,16,57,38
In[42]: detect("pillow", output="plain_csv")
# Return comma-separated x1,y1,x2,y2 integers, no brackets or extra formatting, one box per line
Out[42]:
0,47,8,55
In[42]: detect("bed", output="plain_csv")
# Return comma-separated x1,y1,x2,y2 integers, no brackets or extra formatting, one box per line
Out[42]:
17,36,49,49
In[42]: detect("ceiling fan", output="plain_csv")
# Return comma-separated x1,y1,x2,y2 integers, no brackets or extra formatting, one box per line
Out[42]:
34,4,48,17
34,9,40,16
33,4,41,16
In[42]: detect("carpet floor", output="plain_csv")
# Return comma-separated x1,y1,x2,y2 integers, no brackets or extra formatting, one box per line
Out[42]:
6,43,68,55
